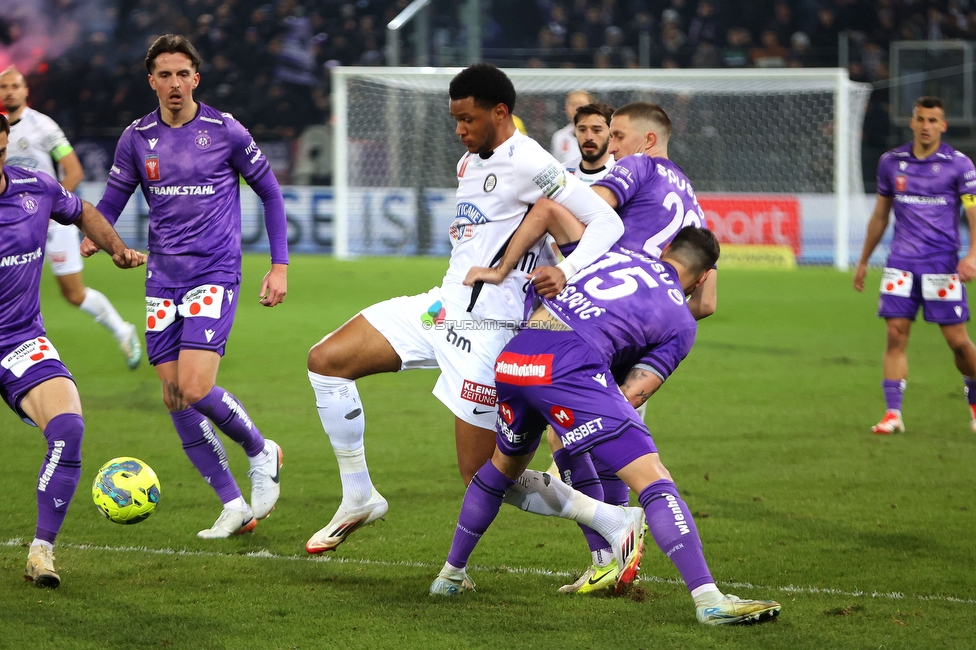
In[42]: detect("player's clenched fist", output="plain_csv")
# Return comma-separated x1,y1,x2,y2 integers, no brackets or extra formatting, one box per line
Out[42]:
529,266,567,298
111,249,147,269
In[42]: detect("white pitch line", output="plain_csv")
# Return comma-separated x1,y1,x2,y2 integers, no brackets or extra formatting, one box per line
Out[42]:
4,538,975,605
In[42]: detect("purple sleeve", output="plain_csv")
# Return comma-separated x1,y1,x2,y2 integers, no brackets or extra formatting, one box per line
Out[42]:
957,155,976,197
228,120,274,186
593,155,646,208
636,326,696,382
99,127,139,224
46,178,83,226
250,170,289,265
876,154,893,197
95,183,132,225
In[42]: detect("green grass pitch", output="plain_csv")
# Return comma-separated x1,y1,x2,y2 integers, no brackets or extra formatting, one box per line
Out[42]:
1,253,975,649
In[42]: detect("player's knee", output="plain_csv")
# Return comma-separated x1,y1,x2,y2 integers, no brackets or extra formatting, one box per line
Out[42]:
180,380,213,406
308,339,345,376
62,285,87,306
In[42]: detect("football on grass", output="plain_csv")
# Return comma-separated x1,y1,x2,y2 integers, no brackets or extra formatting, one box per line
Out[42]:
92,457,160,524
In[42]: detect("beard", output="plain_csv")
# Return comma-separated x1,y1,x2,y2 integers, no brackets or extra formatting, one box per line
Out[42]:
580,139,609,164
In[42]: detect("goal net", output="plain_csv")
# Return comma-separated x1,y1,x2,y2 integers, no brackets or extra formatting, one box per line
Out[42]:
332,67,871,268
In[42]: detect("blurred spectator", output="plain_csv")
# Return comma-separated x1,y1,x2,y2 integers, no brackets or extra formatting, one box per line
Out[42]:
809,6,839,66
787,31,812,67
722,27,752,67
599,26,636,67
656,10,691,67
750,29,788,67
767,1,797,47
687,1,722,48
690,41,720,68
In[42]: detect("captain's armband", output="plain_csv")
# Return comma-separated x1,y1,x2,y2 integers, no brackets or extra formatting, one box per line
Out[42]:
962,194,976,209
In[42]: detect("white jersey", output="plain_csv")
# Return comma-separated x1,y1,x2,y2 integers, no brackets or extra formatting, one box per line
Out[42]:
442,131,588,322
6,107,73,181
564,154,615,185
550,123,578,163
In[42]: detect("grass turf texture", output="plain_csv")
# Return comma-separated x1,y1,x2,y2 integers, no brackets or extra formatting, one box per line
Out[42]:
1,253,974,650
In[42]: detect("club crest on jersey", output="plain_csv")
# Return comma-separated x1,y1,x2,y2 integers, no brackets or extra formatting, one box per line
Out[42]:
145,154,160,181
17,137,28,150
21,195,39,214
483,173,497,193
895,175,907,192
195,131,212,150
932,164,941,174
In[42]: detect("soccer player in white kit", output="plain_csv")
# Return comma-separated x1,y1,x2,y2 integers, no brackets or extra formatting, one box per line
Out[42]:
0,67,141,369
550,90,595,164
305,64,626,554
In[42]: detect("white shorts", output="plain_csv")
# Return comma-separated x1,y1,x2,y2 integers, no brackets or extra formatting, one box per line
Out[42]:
46,220,83,276
361,287,515,429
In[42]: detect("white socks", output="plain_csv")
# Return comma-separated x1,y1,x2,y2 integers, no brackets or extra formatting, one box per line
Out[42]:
308,371,374,507
79,288,129,342
223,496,248,512
31,538,54,551
691,583,723,607
502,469,625,536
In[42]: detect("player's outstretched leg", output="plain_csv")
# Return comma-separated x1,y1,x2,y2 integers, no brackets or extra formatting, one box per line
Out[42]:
551,448,618,594
189,387,282,519
873,379,906,434
965,377,976,432
501,469,645,593
306,372,387,553
638,479,780,625
77,287,141,370
170,409,256,538
27,413,84,588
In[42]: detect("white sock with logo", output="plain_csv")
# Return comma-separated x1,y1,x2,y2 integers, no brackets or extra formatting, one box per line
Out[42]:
503,469,625,533
79,288,129,341
308,371,374,507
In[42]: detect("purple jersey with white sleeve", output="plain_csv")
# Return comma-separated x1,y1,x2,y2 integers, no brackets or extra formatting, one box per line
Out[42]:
877,142,976,262
594,155,705,257
103,103,277,288
541,246,697,381
0,166,82,347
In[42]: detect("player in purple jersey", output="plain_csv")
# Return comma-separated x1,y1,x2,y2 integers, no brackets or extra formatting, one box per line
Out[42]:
0,114,146,588
89,35,289,538
466,102,720,593
854,96,976,435
1,67,141,370
432,227,782,626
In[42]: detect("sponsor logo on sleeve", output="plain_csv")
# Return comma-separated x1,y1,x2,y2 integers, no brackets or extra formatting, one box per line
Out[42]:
145,154,160,181
532,164,568,198
495,351,553,385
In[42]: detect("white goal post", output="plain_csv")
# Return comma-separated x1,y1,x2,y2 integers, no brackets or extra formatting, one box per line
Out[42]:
332,67,871,269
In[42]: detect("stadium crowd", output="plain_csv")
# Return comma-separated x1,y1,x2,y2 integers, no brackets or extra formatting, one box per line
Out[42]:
1,0,973,181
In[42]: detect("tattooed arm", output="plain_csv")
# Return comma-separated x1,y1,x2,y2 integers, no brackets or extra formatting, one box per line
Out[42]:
619,366,664,410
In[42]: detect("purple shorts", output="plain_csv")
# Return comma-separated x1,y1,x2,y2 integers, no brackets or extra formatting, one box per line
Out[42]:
494,329,657,473
878,257,968,325
145,283,240,365
0,337,74,426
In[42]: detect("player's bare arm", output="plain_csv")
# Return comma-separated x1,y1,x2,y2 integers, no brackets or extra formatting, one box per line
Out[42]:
853,195,894,292
57,151,84,192
591,184,619,209
74,201,146,269
959,205,976,282
619,366,665,409
463,198,585,286
259,263,288,307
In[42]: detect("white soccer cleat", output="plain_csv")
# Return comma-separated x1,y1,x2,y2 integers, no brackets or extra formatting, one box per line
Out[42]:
305,488,389,554
248,439,283,519
429,563,476,596
119,322,142,370
197,505,257,539
871,410,904,435
606,506,646,593
25,545,60,588
696,594,781,626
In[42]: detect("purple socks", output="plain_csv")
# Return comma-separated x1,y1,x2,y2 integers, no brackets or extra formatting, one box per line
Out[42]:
446,461,515,569
882,378,906,412
189,386,265,457
35,413,84,544
170,408,242,503
639,479,714,592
